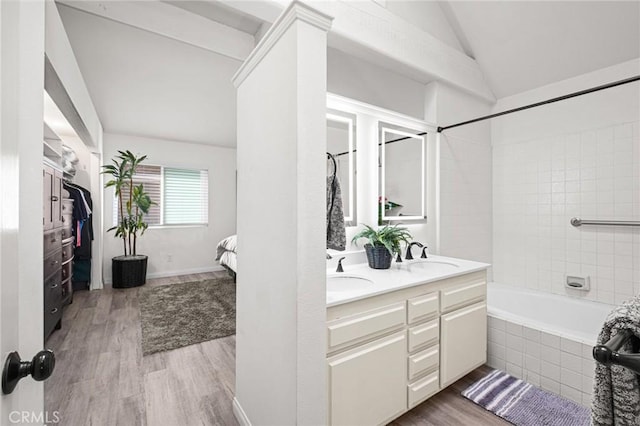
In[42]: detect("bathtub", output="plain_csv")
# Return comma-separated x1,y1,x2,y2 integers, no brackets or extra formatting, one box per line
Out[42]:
486,282,615,407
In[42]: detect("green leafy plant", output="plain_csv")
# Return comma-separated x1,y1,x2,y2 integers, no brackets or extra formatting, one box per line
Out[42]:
102,150,155,256
352,224,412,256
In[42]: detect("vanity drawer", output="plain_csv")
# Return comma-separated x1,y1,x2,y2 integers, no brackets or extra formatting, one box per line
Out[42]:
408,371,439,409
43,250,62,280
408,345,439,381
440,280,486,313
407,292,439,324
408,318,439,353
327,301,406,352
43,229,62,255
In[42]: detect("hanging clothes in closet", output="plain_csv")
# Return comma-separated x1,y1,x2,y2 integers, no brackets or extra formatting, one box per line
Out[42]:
63,182,93,290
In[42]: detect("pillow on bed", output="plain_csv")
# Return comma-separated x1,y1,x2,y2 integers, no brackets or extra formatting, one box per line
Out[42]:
218,234,237,253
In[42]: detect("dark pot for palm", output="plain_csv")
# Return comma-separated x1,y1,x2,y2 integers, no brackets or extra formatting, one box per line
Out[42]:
364,243,393,269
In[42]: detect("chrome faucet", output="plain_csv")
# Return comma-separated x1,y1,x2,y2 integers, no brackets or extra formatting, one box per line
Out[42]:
405,242,424,260
336,257,346,273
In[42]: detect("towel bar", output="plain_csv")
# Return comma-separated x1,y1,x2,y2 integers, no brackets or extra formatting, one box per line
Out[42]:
571,217,640,227
593,329,640,375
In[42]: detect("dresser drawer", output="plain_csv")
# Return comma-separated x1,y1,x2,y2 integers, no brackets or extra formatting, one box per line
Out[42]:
61,226,73,240
440,280,486,313
61,242,74,264
408,318,439,353
327,301,406,352
44,273,61,295
408,371,439,409
407,292,439,324
61,213,73,228
43,250,62,280
43,229,62,255
408,345,439,381
61,259,72,281
61,199,74,215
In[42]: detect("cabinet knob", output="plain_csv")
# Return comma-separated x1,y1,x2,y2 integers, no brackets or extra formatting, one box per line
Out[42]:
50,308,58,314
51,283,58,289
50,196,59,202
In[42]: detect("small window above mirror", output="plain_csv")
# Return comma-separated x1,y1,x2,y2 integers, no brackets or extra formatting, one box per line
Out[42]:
327,110,357,226
378,123,426,223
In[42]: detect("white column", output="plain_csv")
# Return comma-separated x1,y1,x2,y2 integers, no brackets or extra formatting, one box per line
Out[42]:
232,3,332,425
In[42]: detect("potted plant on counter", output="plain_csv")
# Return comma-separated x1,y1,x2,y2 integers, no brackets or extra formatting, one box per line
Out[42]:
102,150,155,288
352,224,412,269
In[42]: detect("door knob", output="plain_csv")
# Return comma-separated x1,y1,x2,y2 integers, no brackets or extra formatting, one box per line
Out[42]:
2,350,55,395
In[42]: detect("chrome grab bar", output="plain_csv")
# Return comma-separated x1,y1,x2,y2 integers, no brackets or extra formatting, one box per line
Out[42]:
571,217,640,227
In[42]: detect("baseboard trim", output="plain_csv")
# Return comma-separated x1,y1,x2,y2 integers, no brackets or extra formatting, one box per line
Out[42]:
232,397,252,426
104,265,225,285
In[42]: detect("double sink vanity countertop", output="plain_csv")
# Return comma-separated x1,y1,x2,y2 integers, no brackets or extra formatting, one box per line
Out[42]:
326,255,491,307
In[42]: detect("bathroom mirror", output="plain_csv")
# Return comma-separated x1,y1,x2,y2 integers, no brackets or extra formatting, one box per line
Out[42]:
327,110,356,226
379,123,426,222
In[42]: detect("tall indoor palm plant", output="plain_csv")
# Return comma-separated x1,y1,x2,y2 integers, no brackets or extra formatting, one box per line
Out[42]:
102,150,155,287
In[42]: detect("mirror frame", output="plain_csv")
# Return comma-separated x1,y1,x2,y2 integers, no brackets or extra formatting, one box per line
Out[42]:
379,125,427,222
327,110,357,226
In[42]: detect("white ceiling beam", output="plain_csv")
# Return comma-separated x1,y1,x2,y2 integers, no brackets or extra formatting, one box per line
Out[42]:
58,0,255,61
220,0,495,102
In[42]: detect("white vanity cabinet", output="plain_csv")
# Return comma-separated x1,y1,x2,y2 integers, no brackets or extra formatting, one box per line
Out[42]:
326,270,487,426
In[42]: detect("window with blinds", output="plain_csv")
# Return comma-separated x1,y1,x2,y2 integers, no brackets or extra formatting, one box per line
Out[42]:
114,165,208,227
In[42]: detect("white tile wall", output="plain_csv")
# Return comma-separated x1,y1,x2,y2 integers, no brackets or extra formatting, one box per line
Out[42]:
493,121,640,304
487,317,597,407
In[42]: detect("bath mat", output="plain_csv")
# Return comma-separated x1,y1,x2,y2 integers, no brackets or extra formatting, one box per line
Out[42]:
462,369,590,426
139,277,235,355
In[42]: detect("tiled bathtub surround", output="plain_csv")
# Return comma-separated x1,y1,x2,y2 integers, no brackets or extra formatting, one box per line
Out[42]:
493,120,640,305
487,316,596,407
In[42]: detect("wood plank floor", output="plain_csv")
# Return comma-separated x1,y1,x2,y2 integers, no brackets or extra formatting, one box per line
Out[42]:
46,273,507,426
45,272,238,426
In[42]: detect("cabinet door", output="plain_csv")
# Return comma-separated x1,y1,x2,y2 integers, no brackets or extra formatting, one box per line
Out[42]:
440,302,487,387
328,331,407,426
52,169,63,228
43,166,53,230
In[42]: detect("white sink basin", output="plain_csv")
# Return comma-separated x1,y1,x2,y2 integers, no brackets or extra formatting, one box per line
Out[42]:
327,275,374,293
401,260,460,273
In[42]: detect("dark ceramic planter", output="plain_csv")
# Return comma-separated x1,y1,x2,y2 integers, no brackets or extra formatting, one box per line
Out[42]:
112,255,148,288
364,244,392,269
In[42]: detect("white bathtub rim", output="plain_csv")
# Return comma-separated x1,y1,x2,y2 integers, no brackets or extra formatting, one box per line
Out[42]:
487,282,614,346
487,308,597,346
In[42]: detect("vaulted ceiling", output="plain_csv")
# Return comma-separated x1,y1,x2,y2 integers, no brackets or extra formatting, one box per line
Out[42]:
441,1,640,98
58,0,639,146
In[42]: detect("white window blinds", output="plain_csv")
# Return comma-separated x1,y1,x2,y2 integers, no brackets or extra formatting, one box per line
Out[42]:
163,167,208,225
114,165,208,227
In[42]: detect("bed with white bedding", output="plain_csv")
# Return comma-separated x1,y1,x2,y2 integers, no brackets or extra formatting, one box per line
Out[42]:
216,235,237,279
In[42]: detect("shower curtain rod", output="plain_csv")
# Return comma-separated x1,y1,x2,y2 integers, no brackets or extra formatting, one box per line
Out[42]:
333,132,427,157
437,75,640,133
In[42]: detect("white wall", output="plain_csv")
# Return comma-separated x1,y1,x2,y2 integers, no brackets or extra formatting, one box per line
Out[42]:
328,47,426,119
492,59,640,304
102,133,236,282
233,4,330,424
434,82,494,267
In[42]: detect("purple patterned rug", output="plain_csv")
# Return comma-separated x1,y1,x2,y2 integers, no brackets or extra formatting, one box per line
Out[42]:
462,369,590,426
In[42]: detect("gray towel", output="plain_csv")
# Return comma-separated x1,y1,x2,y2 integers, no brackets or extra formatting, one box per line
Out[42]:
326,175,346,251
591,295,640,426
